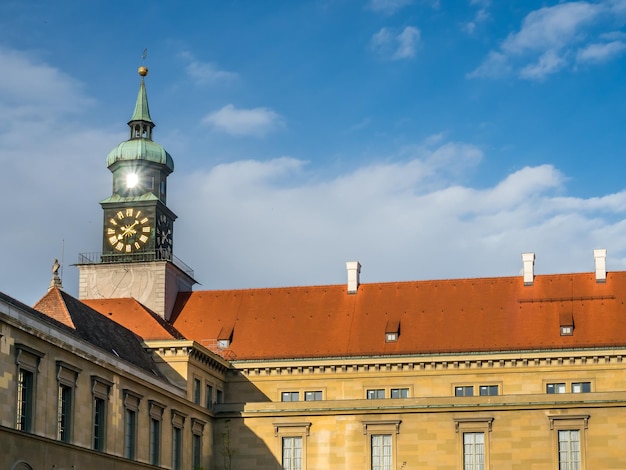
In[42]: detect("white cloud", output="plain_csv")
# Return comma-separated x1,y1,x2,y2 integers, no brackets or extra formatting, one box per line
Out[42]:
180,51,239,85
171,147,626,293
519,50,567,80
367,0,412,15
576,40,626,63
469,1,626,80
202,104,284,137
370,26,421,60
463,0,491,34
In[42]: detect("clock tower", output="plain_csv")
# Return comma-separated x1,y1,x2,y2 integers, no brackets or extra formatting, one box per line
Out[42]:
77,66,196,320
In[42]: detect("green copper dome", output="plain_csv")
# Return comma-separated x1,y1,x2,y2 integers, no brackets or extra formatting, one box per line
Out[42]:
105,69,174,172
106,139,174,171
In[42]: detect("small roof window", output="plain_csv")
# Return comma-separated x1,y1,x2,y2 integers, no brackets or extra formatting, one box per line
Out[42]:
385,320,400,343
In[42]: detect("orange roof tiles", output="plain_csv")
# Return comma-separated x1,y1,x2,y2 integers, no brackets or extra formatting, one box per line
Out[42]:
170,272,626,360
83,298,184,341
34,288,76,329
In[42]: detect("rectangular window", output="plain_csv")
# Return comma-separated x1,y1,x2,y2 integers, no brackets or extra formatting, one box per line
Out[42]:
455,386,474,397
463,432,485,470
193,378,201,404
558,430,581,470
124,408,137,459
282,436,303,470
305,391,323,401
16,369,34,432
192,433,202,470
571,382,591,393
390,388,409,399
206,384,213,409
479,385,498,396
93,396,106,451
172,427,182,470
367,389,385,399
547,383,566,394
216,389,223,404
371,434,392,470
282,391,300,402
150,418,161,465
57,384,72,442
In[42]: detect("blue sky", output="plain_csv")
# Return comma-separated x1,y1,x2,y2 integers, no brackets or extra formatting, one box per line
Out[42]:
3,0,626,305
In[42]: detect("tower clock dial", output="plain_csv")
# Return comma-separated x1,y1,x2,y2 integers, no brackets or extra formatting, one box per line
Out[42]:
156,213,173,259
106,208,151,253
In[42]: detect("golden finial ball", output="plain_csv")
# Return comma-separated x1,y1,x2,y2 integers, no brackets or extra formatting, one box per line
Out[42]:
138,66,149,77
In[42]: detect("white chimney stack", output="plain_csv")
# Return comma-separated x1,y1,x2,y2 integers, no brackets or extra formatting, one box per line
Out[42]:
594,249,607,283
346,261,361,294
522,252,535,286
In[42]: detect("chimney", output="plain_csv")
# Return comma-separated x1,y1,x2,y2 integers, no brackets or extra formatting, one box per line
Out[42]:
346,261,361,294
594,249,607,283
522,252,535,286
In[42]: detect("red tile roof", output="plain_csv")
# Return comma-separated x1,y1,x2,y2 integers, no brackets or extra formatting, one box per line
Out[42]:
167,271,626,360
83,298,184,341
34,288,76,329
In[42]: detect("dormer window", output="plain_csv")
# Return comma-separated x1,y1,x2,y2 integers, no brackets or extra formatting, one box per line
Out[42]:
559,311,574,336
385,320,400,343
217,326,233,349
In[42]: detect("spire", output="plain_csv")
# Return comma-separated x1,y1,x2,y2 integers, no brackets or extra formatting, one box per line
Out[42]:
128,66,154,140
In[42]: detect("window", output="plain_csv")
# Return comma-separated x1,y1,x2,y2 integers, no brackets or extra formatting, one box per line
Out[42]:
282,391,300,402
150,418,161,466
93,397,106,451
371,434,392,470
455,386,474,397
192,419,205,470
454,418,493,470
463,432,485,469
172,427,182,470
390,388,409,399
547,383,566,394
216,389,223,404
206,384,213,409
16,369,34,432
479,385,498,396
549,414,588,470
15,345,43,433
92,377,111,452
561,326,573,336
171,410,187,470
56,362,80,443
149,401,164,466
124,408,137,459
282,436,303,470
274,422,310,470
572,382,591,393
305,391,322,401
57,384,72,442
362,420,400,470
123,390,142,460
558,430,581,469
367,389,385,399
193,378,201,404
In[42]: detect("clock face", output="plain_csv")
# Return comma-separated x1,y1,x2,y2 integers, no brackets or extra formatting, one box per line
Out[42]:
106,208,151,253
156,213,173,259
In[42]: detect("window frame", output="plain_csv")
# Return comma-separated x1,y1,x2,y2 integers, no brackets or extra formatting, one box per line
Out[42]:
171,409,187,470
548,414,589,470
281,391,300,402
191,418,206,470
149,400,165,466
56,361,81,443
273,422,311,470
123,389,142,460
454,417,493,470
304,390,323,401
15,344,43,433
390,388,409,399
366,389,385,400
91,376,112,452
478,385,499,396
454,385,474,397
362,420,401,470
